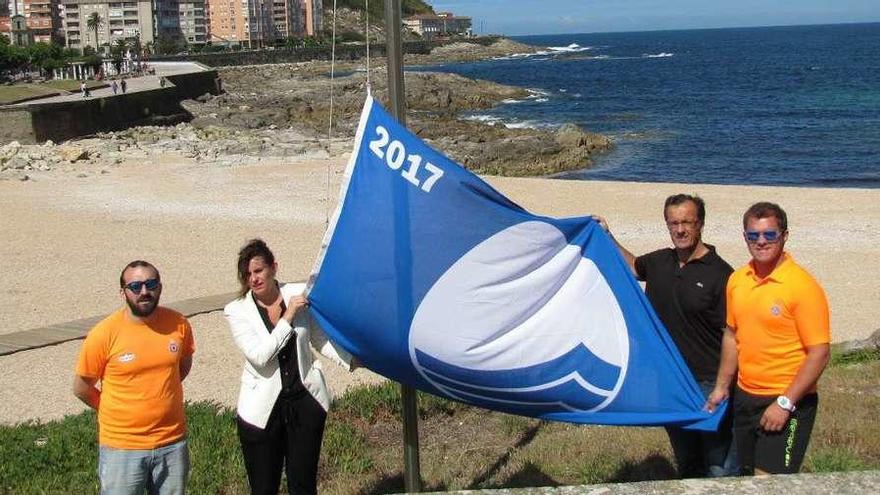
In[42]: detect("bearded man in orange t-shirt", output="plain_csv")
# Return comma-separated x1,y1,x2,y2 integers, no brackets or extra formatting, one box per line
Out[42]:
706,202,830,475
73,260,195,494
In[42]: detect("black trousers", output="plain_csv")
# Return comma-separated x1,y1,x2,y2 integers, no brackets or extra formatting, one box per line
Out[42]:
237,392,327,495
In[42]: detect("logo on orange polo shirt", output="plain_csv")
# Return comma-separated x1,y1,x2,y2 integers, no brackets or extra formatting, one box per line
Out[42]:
119,352,136,363
168,341,179,353
770,305,781,316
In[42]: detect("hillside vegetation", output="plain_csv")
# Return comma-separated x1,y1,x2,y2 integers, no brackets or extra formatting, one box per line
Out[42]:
323,0,435,19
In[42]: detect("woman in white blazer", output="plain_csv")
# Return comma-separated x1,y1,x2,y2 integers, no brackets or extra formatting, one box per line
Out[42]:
224,239,352,495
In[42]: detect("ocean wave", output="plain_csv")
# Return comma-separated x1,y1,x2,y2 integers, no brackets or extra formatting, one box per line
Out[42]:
504,121,542,130
502,98,525,104
551,43,584,51
534,98,549,103
527,88,551,98
493,43,593,61
464,114,502,126
644,52,674,58
491,52,538,61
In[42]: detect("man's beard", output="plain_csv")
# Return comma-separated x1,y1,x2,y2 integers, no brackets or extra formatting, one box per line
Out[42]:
126,294,159,317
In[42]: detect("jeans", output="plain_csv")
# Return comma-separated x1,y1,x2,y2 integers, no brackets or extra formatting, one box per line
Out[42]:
665,381,739,478
98,438,190,495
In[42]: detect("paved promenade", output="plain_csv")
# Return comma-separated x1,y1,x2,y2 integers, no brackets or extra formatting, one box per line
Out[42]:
9,61,209,106
0,291,236,356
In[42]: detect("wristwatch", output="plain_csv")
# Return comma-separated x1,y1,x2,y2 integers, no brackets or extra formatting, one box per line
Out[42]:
776,395,796,413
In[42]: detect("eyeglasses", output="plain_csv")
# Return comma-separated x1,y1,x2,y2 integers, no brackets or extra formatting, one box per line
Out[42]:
123,279,160,293
745,230,782,243
666,220,700,229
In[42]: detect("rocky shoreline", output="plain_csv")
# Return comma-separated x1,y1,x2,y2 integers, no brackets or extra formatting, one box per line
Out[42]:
0,39,613,180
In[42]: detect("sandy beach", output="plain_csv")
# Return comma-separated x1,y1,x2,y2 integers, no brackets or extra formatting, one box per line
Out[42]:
1,151,878,426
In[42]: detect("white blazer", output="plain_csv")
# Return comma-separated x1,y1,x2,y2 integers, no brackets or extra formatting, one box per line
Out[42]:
224,282,353,429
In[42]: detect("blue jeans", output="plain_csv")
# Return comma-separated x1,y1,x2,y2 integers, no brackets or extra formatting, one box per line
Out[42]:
665,381,739,478
98,438,190,495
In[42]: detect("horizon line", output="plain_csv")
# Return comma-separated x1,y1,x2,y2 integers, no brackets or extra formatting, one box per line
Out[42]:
498,20,880,38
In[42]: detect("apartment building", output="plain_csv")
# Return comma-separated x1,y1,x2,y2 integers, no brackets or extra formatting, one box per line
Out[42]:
178,0,206,44
2,0,62,44
61,0,154,50
208,0,319,47
300,0,318,36
0,3,10,37
270,0,300,40
206,0,244,44
59,0,206,51
404,11,472,38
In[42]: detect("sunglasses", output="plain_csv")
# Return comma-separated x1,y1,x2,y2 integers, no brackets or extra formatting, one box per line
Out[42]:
124,279,160,293
745,230,782,243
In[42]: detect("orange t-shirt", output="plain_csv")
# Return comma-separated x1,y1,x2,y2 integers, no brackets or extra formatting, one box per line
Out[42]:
76,307,195,449
726,252,830,396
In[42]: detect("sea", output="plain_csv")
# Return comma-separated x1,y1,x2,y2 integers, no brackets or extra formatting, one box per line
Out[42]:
421,23,880,187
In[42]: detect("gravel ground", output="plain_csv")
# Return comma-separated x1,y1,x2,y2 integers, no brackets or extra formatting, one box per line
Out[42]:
1,154,878,425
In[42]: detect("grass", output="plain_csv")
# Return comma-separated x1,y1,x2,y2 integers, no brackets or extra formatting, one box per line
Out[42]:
0,81,104,105
2,355,878,494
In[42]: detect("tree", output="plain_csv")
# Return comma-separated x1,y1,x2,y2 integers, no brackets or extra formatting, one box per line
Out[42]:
86,12,104,53
108,39,128,73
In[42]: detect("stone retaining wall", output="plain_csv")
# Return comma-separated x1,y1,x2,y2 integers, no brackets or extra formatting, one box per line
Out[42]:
416,470,880,494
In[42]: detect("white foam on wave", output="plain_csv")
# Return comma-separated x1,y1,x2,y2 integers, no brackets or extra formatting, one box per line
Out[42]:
464,114,502,126
502,98,525,104
548,43,591,53
504,121,541,130
534,98,549,103
491,52,536,61
527,88,550,98
644,52,674,58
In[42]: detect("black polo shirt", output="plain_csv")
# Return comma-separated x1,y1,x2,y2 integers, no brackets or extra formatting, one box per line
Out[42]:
254,295,306,397
635,245,733,383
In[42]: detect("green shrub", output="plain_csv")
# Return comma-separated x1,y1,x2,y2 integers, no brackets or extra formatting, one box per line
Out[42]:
321,420,373,474
831,348,880,367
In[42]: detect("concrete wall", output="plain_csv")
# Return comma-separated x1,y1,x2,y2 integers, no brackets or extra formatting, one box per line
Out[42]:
0,70,221,144
0,109,36,144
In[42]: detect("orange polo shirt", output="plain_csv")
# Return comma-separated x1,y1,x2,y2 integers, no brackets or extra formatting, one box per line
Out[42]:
726,252,830,396
76,307,195,449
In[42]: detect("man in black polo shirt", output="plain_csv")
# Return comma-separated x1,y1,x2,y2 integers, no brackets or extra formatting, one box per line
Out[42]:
594,194,737,478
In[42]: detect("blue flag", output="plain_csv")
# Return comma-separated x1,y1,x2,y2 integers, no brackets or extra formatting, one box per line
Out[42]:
308,95,723,430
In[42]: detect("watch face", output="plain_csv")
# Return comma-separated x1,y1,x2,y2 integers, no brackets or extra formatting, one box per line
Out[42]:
777,396,793,411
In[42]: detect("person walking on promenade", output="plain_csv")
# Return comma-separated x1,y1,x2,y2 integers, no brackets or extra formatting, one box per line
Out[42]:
224,239,355,495
594,194,738,478
73,260,195,494
111,80,118,95
706,202,830,475
80,80,88,98
120,78,127,93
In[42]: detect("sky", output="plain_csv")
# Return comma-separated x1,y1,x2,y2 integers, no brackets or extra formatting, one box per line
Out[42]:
431,0,880,36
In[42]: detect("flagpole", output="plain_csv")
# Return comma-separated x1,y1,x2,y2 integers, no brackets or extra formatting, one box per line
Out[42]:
384,1,422,492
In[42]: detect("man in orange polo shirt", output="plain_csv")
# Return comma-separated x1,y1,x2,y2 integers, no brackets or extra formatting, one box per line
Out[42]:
73,260,195,494
706,202,830,475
